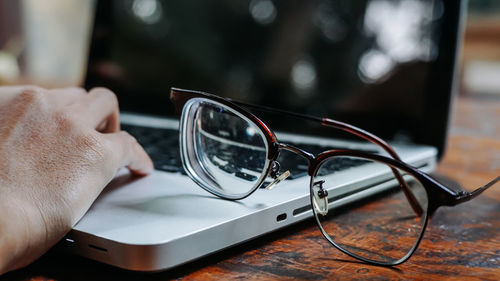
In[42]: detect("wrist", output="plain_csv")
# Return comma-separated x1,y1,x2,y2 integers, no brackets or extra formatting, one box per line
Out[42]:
0,201,13,274
0,195,30,274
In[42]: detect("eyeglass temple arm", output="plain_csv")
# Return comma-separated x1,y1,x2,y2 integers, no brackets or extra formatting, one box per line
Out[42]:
234,101,424,215
321,118,423,215
451,176,500,205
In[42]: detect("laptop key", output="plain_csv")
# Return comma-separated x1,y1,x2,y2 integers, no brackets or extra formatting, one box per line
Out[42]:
158,164,182,173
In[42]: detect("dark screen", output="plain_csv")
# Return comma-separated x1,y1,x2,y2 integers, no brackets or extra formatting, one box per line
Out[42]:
86,0,462,157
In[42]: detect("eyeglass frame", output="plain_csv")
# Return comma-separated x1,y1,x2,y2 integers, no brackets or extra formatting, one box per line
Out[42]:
170,87,499,266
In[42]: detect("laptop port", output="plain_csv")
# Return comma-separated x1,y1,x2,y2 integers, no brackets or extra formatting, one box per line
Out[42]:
276,213,287,222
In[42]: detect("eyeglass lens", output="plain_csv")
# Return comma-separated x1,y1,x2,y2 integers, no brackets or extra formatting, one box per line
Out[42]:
181,98,270,198
311,155,429,264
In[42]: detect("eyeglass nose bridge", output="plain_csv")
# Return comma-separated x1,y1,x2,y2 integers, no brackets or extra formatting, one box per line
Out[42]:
278,143,315,171
263,143,314,190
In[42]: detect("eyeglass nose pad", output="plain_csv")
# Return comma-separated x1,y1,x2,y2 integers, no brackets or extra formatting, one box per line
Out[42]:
265,170,290,190
312,180,329,216
264,161,290,190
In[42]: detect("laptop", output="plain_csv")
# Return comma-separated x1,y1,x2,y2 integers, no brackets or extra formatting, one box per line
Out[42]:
60,0,464,271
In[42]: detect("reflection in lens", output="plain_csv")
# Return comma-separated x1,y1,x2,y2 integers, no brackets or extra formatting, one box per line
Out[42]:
311,155,428,264
181,98,269,198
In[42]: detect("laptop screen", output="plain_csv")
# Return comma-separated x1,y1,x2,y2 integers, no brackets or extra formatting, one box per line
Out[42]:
85,0,463,157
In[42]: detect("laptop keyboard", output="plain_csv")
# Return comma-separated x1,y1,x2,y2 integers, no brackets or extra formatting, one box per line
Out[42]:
122,124,370,180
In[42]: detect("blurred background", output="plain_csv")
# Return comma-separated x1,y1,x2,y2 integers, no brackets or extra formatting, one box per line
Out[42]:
0,0,499,98
0,0,94,86
461,0,500,97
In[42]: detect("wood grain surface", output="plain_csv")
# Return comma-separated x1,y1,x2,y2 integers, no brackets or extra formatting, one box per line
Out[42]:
3,96,500,281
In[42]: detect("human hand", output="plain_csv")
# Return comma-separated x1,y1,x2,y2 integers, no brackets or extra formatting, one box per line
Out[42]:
0,86,153,274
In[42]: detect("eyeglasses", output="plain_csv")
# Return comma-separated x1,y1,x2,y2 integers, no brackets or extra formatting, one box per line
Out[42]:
170,87,499,266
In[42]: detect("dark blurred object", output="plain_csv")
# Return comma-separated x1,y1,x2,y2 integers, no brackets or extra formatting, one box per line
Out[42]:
461,0,500,97
87,0,462,159
0,0,22,84
0,1,21,47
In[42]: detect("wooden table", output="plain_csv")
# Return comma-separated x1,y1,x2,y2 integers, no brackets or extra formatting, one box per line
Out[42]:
4,96,500,280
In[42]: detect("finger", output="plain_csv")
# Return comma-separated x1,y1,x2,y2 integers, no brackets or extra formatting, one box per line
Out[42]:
74,87,120,133
104,131,154,176
45,87,88,106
